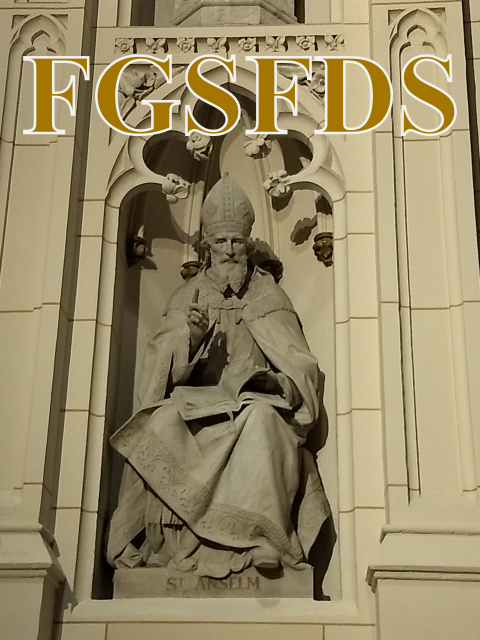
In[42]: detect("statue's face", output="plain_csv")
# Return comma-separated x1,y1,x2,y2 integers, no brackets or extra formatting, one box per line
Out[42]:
208,231,248,267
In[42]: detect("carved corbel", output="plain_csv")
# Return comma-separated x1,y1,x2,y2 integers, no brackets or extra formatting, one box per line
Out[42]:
181,261,204,281
313,232,333,267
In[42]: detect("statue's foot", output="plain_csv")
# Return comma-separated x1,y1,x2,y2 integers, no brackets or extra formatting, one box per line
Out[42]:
251,545,281,570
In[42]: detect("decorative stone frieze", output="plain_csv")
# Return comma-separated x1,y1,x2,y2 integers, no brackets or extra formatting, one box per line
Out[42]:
113,33,345,58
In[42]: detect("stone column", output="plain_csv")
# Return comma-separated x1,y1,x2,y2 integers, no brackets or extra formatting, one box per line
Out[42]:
369,3,480,639
0,2,95,638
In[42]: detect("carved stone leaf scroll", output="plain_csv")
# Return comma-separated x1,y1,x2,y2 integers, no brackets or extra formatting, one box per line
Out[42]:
264,170,291,198
244,134,272,158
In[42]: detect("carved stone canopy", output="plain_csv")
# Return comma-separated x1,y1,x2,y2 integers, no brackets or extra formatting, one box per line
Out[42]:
173,0,296,26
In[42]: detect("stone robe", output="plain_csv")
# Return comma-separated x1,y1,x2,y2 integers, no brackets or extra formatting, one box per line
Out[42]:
107,267,330,577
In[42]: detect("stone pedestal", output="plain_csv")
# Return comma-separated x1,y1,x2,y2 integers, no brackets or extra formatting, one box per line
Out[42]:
368,533,480,640
172,0,296,26
114,566,312,598
0,531,64,640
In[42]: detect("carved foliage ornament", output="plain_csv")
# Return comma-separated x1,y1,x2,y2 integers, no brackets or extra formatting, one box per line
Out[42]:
145,38,167,54
162,174,191,203
266,36,286,53
244,134,272,158
264,171,291,198
324,34,345,51
186,131,212,161
207,37,228,55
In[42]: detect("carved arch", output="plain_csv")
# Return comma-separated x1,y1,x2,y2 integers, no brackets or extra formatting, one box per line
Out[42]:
10,13,66,55
107,60,344,209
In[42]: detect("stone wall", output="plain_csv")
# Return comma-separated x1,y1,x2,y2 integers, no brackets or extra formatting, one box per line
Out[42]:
0,1,479,639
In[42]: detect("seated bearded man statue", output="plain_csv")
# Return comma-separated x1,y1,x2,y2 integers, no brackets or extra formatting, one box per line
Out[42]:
107,175,331,579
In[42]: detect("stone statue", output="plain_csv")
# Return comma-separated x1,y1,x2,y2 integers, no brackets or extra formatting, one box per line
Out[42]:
107,175,330,581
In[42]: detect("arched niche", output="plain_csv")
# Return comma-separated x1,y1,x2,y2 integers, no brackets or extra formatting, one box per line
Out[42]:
100,143,339,603
80,62,350,604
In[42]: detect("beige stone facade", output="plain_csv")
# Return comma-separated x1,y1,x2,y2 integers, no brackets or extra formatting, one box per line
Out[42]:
0,0,480,638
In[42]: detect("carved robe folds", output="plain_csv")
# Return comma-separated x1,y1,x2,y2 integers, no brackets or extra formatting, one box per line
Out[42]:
107,268,330,578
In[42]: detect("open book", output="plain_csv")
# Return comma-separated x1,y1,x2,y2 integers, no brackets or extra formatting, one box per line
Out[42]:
171,367,292,421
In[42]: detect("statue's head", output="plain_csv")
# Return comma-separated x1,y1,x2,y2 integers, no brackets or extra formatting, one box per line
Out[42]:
201,175,255,291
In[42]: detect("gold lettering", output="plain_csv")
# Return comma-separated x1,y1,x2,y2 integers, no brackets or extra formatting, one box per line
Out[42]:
95,55,178,136
185,55,240,136
316,56,392,134
23,57,89,135
246,56,312,134
401,55,456,136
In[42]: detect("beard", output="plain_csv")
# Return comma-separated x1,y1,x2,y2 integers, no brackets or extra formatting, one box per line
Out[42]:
208,257,248,294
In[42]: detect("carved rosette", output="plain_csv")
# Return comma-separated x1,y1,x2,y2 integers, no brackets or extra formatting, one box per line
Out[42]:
186,132,213,161
295,35,316,52
115,37,135,55
310,64,326,102
238,37,257,53
177,37,196,53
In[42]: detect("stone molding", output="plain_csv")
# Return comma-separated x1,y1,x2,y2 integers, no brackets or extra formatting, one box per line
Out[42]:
113,30,345,58
0,529,63,584
367,532,480,591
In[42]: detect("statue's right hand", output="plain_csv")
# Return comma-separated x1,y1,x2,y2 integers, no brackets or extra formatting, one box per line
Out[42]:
187,288,209,353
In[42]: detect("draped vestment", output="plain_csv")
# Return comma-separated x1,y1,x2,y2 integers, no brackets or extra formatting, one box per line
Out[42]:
107,267,330,577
